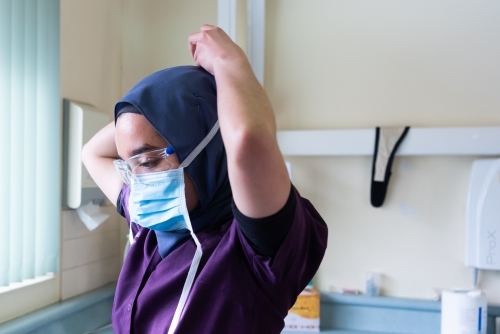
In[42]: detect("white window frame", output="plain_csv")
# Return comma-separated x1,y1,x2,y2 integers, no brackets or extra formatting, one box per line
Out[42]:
0,274,60,323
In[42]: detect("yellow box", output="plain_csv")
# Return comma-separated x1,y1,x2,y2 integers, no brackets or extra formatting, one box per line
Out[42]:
284,289,320,332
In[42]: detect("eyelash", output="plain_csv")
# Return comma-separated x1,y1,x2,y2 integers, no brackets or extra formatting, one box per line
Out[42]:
138,158,159,169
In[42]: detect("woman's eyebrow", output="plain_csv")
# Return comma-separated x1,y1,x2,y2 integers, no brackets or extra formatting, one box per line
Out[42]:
129,144,161,158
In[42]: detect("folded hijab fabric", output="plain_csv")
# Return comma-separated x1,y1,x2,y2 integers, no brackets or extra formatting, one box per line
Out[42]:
115,66,233,258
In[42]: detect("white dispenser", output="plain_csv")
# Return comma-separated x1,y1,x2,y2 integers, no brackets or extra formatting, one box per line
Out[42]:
62,99,111,230
465,159,500,270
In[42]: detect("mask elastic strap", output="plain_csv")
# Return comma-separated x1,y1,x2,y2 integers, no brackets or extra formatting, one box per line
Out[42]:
179,120,220,169
167,173,202,334
166,121,220,333
167,233,202,334
128,224,135,245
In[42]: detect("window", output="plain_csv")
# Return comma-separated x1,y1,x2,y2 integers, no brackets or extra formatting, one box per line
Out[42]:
0,0,60,323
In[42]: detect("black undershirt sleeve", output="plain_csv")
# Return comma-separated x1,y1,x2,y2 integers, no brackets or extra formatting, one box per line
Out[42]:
116,189,126,218
232,185,297,257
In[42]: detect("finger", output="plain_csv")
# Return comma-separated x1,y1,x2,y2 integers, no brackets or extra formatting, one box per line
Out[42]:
193,44,199,63
189,41,196,59
192,53,199,66
188,32,201,58
193,43,203,64
200,24,215,31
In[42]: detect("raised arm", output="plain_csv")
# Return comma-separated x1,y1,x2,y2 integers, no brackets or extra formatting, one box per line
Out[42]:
81,121,123,206
189,25,290,219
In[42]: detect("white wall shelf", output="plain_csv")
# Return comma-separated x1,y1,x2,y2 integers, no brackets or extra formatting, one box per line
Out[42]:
277,127,500,157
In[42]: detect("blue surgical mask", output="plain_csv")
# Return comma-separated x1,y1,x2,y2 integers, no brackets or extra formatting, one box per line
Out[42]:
127,120,219,334
129,168,188,231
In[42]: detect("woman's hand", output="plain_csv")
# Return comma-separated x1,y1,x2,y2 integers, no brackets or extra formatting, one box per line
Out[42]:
188,25,247,75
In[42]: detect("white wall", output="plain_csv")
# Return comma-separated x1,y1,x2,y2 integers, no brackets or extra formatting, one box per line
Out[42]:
265,0,500,302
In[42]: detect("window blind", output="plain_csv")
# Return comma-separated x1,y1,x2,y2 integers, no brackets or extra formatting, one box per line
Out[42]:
0,0,60,286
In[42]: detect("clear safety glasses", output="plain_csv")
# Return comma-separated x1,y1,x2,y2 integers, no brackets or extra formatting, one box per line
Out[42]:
113,146,176,185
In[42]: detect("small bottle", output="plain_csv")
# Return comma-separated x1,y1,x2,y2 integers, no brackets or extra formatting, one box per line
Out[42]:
365,272,381,297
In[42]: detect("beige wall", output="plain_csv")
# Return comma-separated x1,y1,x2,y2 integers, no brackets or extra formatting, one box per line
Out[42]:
121,0,154,94
265,0,500,303
266,0,500,129
149,0,217,71
60,0,123,299
121,0,218,93
61,0,123,116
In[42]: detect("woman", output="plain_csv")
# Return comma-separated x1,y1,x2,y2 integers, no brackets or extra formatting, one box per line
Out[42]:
82,25,327,334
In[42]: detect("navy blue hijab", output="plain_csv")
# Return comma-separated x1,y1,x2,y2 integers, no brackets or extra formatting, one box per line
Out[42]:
115,66,233,258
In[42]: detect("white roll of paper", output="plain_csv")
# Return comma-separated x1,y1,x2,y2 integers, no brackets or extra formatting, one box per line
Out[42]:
441,289,487,334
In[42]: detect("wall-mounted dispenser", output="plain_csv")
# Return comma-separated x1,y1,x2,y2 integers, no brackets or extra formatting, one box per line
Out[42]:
63,99,111,230
465,158,500,271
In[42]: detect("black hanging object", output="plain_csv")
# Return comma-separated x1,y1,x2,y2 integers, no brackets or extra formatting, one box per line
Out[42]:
371,126,410,207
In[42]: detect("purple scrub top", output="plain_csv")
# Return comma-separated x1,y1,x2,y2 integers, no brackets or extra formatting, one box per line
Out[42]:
112,185,328,334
